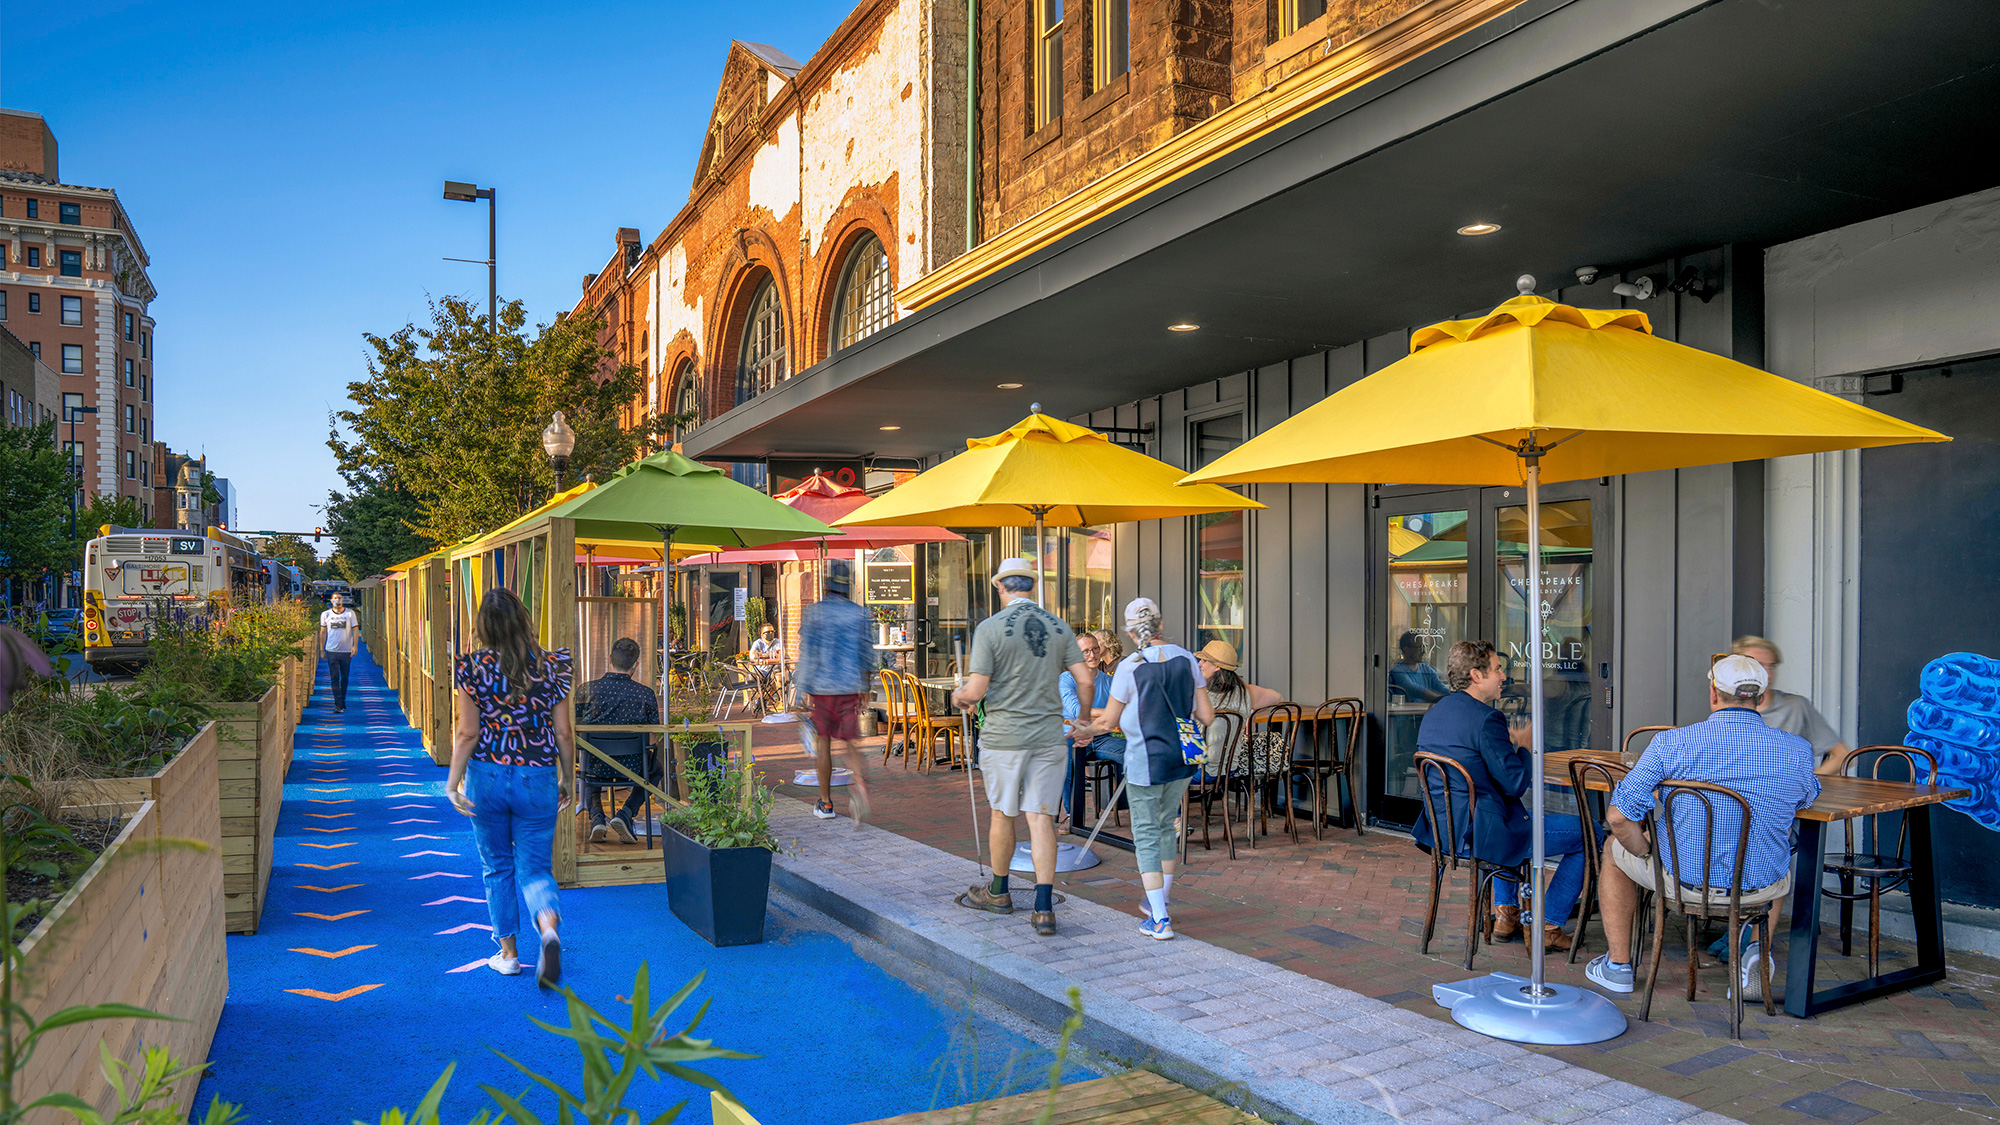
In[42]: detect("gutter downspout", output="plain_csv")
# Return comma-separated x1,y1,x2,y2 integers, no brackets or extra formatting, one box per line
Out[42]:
965,0,978,254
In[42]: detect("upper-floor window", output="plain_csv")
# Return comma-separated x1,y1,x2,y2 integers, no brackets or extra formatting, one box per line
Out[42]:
24,199,37,219
142,331,150,358
124,312,134,340
59,251,82,277
125,404,136,433
736,277,787,402
28,342,40,359
125,449,136,480
59,202,80,225
0,291,7,320
124,358,135,386
24,248,39,268
1279,0,1328,38
670,360,698,443
1091,0,1128,92
61,344,83,374
61,296,81,326
27,293,40,314
831,234,893,352
1034,0,1063,129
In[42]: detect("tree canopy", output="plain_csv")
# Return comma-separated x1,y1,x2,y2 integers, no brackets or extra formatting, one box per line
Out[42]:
329,297,655,548
0,421,71,582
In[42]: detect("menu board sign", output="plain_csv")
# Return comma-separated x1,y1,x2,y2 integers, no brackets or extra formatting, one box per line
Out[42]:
865,563,915,605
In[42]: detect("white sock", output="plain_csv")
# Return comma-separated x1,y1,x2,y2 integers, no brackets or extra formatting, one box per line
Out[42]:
1145,886,1170,922
1141,874,1176,918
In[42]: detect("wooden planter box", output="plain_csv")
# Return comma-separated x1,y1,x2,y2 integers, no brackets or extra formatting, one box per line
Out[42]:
211,686,286,934
17,783,227,1123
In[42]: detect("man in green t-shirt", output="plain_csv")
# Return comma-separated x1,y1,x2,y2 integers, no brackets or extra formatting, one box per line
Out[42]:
952,558,1091,935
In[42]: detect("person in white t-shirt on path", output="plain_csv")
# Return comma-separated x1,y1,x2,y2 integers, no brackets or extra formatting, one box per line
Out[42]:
318,593,360,713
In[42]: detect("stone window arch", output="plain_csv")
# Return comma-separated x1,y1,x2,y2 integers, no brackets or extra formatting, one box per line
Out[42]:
737,276,788,402
830,233,893,353
670,359,699,443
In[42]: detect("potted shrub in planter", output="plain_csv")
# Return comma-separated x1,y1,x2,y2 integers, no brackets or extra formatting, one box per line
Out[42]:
661,756,780,947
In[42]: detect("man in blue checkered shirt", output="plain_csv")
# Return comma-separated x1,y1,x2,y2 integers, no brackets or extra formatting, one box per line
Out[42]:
1586,654,1821,997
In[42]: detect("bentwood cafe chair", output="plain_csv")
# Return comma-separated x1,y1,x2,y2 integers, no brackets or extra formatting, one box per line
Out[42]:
1414,751,1530,972
1823,745,1939,978
1639,780,1778,1040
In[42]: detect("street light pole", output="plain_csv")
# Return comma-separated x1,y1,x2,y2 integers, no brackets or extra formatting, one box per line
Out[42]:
442,181,497,334
65,405,98,610
542,411,577,496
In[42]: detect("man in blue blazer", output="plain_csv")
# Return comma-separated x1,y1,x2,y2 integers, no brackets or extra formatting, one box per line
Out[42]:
1411,640,1596,952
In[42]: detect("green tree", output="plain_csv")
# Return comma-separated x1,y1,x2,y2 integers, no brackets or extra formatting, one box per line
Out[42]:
330,297,654,545
0,421,72,585
259,533,320,575
323,479,429,580
74,494,150,539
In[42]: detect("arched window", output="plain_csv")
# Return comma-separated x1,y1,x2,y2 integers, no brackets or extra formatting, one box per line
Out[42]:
831,234,893,352
670,360,698,443
737,277,787,401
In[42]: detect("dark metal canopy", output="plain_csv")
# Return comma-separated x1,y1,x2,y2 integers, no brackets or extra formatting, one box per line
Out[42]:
686,0,2000,462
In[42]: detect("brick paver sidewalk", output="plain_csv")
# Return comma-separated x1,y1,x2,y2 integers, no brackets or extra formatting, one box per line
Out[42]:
752,722,2000,1125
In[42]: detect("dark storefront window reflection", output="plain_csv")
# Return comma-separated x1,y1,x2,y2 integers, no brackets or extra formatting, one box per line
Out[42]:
1194,415,1246,651
1383,510,1468,802
1494,499,1595,754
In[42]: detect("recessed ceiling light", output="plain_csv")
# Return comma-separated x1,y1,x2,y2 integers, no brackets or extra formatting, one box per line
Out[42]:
997,382,1023,389
1167,323,1200,332
1456,222,1502,236
878,425,901,431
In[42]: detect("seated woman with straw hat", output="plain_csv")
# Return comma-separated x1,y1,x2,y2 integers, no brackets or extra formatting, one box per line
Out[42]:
1194,641,1283,777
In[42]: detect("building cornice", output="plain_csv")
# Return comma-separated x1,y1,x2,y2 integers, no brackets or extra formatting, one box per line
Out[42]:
0,174,152,267
894,0,1524,310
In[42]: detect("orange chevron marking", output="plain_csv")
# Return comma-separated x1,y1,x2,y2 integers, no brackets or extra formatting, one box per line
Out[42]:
306,788,352,793
284,983,385,1002
294,910,370,921
296,884,363,893
307,799,353,805
297,862,358,870
299,842,358,849
288,945,377,959
305,813,353,819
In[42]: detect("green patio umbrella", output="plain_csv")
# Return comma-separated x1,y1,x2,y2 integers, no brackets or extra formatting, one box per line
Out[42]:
537,449,838,740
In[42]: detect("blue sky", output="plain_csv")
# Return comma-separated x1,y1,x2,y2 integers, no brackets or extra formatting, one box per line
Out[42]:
4,0,849,549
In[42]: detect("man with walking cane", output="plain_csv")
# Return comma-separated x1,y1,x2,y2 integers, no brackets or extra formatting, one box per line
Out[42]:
952,559,1092,936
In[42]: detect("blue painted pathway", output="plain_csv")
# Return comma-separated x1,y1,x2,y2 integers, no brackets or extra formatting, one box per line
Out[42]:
195,645,1086,1124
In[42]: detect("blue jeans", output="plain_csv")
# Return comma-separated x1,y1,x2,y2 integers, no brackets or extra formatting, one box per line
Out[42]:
1491,813,1600,927
465,759,561,948
323,650,352,708
1062,736,1125,815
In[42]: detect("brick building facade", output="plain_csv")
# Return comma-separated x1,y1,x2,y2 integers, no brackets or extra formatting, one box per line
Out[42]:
0,109,161,522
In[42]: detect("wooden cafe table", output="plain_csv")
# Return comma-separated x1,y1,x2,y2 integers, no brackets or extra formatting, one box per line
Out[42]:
1546,748,1969,1018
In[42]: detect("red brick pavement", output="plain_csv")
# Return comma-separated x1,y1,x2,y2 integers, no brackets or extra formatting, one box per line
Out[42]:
745,722,2000,1125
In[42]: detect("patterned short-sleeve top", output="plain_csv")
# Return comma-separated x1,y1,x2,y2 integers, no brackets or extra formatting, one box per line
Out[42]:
454,648,574,767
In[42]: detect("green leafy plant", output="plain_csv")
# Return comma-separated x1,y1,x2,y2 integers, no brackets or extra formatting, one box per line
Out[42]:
663,755,779,853
742,597,767,639
138,600,313,704
667,603,687,646
360,965,752,1125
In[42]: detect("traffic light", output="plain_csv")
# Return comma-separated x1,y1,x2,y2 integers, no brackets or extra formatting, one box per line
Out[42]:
314,527,323,543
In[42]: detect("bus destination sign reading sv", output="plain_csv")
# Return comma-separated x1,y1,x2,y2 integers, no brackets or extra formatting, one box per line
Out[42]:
170,537,206,555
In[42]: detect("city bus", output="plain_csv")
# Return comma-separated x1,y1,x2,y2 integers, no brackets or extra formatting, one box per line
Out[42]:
81,526,267,669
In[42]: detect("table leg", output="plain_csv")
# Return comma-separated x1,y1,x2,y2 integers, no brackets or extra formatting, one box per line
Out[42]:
1784,818,1826,1018
1067,742,1135,853
1910,805,1945,980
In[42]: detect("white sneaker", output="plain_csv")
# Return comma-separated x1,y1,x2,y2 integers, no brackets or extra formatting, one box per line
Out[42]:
587,822,608,843
487,952,521,976
608,816,638,844
1736,942,1764,1002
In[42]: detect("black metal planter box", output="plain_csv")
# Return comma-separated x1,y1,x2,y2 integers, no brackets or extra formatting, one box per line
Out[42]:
661,824,773,947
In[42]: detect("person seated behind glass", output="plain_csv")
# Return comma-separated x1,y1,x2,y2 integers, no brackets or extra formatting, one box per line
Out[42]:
1062,629,1127,817
1388,631,1449,703
1732,635,1853,776
1195,641,1283,777
1409,640,1597,954
578,637,662,845
750,624,782,672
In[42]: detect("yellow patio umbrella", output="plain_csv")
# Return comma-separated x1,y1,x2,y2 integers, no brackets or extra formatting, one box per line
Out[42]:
835,411,1264,607
1184,280,1948,1046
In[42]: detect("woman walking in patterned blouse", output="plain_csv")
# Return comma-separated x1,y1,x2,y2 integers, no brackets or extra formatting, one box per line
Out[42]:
446,589,575,986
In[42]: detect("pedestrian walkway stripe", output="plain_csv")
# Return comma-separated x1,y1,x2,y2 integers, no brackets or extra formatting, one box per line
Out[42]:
395,834,445,841
285,984,385,1002
423,896,482,905
435,923,491,935
296,884,363,893
401,851,458,858
289,945,377,959
298,862,358,871
295,910,370,921
299,842,358,850
410,872,470,880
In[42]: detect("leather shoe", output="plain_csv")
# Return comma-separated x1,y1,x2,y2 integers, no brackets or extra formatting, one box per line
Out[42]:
1542,923,1573,953
1030,910,1057,936
963,884,1014,914
1490,904,1523,942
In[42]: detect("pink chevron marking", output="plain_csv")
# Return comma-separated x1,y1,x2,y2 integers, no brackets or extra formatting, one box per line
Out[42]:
448,959,492,973
409,871,472,880
390,818,439,825
434,922,492,934
384,782,424,787
395,834,446,841
390,804,435,809
423,896,483,906
400,850,459,858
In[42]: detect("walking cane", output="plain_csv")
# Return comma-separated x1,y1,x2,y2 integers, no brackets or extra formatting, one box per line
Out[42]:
1075,777,1127,864
955,638,983,880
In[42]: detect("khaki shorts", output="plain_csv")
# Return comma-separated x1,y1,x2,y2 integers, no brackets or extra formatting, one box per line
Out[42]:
978,741,1068,818
1609,839,1792,909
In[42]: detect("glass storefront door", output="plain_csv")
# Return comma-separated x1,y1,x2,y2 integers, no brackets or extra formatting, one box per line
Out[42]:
1368,483,1611,829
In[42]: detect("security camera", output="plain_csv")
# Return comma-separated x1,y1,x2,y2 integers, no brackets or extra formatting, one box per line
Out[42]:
1612,276,1656,300
1575,266,1600,285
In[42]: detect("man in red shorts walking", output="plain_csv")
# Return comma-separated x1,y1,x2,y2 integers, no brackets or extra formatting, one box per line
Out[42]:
794,560,878,821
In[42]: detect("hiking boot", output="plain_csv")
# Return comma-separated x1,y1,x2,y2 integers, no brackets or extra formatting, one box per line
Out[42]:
1490,904,1523,942
1542,923,1574,953
1030,910,1057,936
963,884,1014,914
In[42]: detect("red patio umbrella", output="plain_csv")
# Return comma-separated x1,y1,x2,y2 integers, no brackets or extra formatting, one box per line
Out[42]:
677,473,963,564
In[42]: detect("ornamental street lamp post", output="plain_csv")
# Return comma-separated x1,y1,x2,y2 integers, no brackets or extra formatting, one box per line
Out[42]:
542,411,576,494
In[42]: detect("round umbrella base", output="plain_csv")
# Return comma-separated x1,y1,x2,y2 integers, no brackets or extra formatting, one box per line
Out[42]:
1434,973,1627,1045
793,768,854,787
761,712,798,724
1008,841,1103,874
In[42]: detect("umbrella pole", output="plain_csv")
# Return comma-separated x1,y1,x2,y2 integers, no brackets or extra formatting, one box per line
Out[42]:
660,526,678,792
1525,460,1550,998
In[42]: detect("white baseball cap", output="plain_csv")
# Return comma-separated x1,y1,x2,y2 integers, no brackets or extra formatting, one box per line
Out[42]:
1709,654,1769,700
